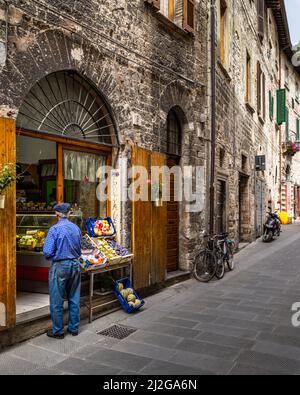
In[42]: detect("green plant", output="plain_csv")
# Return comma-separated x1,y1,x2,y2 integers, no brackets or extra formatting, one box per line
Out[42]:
0,163,17,194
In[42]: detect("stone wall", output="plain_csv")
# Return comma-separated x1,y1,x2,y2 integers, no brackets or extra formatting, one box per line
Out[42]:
280,51,300,219
0,0,209,270
214,0,281,243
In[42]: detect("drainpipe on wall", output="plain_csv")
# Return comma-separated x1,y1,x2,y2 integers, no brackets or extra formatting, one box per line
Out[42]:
209,0,217,235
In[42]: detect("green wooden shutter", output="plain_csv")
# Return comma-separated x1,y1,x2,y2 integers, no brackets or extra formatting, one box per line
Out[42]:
297,119,300,141
277,89,286,125
285,107,289,142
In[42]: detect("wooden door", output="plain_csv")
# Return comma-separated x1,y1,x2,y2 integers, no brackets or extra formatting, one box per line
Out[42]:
151,151,167,284
132,147,167,289
166,156,180,272
216,179,226,234
0,118,16,329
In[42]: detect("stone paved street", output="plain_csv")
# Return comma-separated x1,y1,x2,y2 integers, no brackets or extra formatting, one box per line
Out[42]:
1,224,300,375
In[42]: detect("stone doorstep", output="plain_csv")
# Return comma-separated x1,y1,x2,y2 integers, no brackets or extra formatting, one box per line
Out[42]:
0,271,191,350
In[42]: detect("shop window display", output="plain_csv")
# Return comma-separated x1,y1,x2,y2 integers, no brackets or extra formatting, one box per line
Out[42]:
64,150,107,219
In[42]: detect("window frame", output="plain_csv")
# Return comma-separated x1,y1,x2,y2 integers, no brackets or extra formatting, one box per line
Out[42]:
167,109,182,157
220,0,227,66
183,0,195,33
246,51,252,105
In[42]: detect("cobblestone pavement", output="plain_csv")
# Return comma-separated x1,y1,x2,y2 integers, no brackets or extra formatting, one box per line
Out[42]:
1,224,300,375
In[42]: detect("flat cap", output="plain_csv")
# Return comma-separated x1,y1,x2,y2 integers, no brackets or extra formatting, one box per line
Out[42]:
54,203,71,214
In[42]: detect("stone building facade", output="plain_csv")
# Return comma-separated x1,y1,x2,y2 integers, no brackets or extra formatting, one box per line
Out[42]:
212,0,300,243
280,50,300,220
0,0,208,256
0,0,211,331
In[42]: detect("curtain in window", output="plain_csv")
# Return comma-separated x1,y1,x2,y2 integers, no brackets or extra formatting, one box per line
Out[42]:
64,151,106,183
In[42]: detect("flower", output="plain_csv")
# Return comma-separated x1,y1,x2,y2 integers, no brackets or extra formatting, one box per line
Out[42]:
0,163,18,194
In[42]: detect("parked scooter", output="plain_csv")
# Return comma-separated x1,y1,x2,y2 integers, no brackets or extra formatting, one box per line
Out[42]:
262,208,281,242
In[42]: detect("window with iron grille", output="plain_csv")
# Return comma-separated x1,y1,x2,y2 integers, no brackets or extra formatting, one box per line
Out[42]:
167,109,182,156
16,70,117,146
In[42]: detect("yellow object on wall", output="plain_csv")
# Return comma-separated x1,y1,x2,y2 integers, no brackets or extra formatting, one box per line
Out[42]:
278,212,289,225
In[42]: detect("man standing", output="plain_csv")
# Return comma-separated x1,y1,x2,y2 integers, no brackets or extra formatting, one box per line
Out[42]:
43,203,82,339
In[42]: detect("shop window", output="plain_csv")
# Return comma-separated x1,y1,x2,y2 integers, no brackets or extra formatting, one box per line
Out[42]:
16,136,57,212
64,150,107,219
167,109,182,156
16,135,108,219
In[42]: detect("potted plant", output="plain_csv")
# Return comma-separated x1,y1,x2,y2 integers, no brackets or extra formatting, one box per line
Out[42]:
151,181,164,207
0,163,17,209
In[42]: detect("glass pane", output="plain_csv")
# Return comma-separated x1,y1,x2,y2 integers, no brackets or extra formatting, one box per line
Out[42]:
63,150,107,218
16,135,57,212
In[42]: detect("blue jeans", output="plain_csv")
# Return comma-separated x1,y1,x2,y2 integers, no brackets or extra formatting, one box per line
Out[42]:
49,260,81,335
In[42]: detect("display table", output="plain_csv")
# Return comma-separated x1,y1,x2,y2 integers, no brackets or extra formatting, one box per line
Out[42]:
85,257,133,323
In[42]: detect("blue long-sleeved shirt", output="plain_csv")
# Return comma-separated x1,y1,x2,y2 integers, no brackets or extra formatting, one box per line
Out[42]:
43,218,82,262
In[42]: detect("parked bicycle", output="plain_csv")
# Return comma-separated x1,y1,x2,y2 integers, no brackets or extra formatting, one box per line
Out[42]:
193,233,235,283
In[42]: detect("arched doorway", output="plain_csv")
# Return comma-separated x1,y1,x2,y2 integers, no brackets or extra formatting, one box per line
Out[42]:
166,107,182,272
15,70,118,318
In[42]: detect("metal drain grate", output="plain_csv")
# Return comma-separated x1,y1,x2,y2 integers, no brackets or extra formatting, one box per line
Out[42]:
97,324,137,340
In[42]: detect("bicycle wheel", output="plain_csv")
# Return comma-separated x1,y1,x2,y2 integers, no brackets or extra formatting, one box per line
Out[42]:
193,250,217,283
226,243,235,271
215,251,225,280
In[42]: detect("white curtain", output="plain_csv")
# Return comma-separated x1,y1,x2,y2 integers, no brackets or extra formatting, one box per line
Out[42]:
64,151,106,183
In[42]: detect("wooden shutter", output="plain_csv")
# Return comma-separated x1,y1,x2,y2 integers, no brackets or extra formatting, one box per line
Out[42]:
168,0,175,21
183,0,195,33
257,62,261,114
277,89,286,125
257,0,265,39
145,0,160,11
